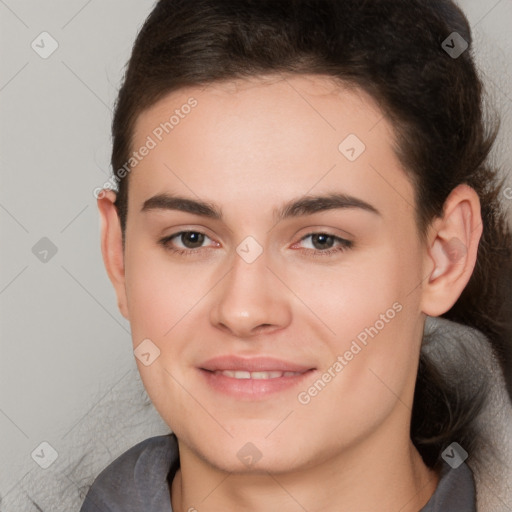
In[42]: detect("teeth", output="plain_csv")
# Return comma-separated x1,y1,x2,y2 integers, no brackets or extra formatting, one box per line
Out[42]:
251,371,283,379
215,370,302,379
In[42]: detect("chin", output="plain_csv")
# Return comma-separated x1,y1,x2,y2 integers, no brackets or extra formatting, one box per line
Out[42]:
184,431,314,475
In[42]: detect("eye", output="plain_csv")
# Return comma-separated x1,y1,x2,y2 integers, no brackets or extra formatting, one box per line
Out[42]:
159,231,216,255
159,230,353,258
293,232,353,257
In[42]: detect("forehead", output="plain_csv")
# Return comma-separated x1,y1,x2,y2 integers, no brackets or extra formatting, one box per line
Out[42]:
127,74,413,219
133,74,388,147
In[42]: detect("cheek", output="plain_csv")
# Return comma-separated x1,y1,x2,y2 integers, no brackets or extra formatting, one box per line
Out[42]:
291,302,420,449
123,245,209,426
280,240,420,339
124,242,210,343
288,241,423,407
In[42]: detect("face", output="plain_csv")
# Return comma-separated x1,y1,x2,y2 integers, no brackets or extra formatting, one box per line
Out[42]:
114,75,431,473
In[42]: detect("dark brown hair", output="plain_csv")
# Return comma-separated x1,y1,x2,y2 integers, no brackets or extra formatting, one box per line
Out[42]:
110,0,512,468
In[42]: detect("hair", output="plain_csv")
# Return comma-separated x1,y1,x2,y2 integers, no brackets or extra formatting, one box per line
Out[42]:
110,0,512,469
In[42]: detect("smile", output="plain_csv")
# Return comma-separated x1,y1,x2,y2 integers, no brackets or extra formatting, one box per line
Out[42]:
213,370,303,379
199,368,315,400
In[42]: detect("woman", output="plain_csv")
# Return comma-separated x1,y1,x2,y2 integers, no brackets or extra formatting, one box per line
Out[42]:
82,0,512,510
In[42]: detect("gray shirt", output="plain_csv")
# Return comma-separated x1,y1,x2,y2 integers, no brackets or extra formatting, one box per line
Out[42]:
80,434,476,511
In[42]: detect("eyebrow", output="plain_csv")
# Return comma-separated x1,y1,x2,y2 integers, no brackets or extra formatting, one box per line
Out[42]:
141,192,381,221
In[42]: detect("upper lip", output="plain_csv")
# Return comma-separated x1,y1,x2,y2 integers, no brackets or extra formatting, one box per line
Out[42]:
199,356,314,373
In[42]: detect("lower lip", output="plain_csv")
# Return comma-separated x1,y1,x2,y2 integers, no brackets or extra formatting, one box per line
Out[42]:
199,369,316,400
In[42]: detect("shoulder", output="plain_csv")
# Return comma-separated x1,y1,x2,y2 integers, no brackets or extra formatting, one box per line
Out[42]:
79,434,178,512
421,460,476,512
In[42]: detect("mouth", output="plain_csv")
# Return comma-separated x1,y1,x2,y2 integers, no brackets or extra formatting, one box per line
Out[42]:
198,356,316,400
211,370,303,379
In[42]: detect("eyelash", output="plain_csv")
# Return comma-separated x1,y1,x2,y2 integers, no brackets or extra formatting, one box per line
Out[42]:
158,231,353,258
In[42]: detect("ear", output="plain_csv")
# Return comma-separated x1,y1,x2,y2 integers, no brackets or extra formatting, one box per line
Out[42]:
420,184,483,317
97,189,129,320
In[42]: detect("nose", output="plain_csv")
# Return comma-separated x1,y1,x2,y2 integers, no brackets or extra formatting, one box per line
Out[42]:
209,245,292,339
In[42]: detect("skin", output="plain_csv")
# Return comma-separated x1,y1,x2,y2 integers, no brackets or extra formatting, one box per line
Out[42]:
98,74,482,512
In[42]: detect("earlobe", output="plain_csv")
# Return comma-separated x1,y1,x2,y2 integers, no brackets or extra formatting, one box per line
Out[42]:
97,189,130,320
421,185,482,317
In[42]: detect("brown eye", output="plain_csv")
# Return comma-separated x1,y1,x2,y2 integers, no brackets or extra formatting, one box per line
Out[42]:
159,231,213,255
295,232,353,257
310,233,335,250
178,232,206,249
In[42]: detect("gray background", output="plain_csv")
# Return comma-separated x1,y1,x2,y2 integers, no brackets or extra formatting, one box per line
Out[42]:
0,0,511,509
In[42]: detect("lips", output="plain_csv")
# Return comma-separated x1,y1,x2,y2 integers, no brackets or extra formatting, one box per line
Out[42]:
199,355,313,374
214,370,301,379
198,356,316,399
